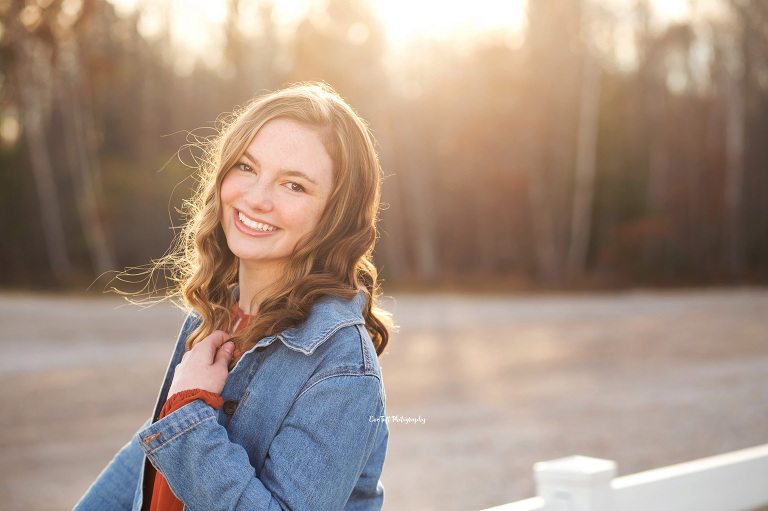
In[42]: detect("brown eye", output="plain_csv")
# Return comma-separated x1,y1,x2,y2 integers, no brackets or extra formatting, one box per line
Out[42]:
287,182,305,193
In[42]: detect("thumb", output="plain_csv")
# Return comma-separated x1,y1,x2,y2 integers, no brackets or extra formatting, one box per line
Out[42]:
213,341,235,367
197,330,230,360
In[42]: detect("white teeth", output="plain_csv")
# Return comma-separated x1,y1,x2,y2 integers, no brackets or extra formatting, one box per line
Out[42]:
238,212,277,232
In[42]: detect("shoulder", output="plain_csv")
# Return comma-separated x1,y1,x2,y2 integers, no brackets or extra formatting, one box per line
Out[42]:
298,324,385,405
312,321,381,377
279,293,384,397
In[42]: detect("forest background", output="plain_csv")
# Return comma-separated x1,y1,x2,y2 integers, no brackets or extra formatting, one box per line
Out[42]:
2,2,768,510
0,0,767,291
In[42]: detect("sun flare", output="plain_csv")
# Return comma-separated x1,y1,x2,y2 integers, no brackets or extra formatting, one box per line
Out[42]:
108,0,698,66
372,0,528,45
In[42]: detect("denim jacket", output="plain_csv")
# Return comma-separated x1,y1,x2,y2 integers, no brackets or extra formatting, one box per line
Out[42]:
74,292,388,511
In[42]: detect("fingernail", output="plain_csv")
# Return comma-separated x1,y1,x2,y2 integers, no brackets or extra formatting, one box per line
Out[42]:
223,342,234,354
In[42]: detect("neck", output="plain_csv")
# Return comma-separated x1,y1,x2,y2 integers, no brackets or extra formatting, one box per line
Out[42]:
237,260,286,315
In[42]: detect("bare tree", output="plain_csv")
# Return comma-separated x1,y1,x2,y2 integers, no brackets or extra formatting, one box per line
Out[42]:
524,0,583,285
8,10,73,278
719,2,748,277
566,0,603,278
58,37,116,275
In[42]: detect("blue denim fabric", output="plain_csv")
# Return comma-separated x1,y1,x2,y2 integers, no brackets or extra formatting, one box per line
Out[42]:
74,293,388,511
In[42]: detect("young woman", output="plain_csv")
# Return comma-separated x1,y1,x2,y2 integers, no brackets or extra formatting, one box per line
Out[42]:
75,83,391,511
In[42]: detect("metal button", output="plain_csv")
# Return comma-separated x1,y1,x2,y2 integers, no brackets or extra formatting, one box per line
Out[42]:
223,400,238,415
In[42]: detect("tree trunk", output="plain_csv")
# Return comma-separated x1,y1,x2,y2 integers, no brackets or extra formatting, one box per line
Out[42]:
375,112,410,281
403,157,439,282
722,38,746,278
567,47,602,277
59,39,117,277
14,36,73,279
643,82,669,269
524,0,583,286
526,151,561,285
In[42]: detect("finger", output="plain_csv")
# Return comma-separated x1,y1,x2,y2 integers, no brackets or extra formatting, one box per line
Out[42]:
204,330,230,348
213,341,235,368
195,330,231,359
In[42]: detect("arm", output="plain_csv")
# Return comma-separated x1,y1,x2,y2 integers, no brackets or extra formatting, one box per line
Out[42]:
72,420,147,511
137,373,386,511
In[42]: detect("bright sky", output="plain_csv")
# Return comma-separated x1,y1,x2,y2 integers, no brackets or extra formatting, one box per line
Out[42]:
108,0,700,68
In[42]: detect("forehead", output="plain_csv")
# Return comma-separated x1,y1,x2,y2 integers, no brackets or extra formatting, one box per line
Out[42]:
248,118,322,151
245,118,333,183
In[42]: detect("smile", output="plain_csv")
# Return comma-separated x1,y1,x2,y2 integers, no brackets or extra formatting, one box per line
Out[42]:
237,211,279,232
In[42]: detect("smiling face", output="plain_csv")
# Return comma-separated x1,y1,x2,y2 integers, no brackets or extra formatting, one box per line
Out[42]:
219,117,334,278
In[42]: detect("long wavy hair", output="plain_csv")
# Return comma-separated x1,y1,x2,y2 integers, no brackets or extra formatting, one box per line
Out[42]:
168,83,390,356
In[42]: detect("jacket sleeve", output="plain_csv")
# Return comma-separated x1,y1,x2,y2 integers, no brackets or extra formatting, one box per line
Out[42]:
72,420,148,511
136,373,386,511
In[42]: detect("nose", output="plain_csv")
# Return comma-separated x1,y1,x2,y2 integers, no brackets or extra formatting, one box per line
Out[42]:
242,177,273,212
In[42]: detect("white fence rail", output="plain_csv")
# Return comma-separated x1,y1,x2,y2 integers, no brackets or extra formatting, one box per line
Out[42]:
482,443,768,511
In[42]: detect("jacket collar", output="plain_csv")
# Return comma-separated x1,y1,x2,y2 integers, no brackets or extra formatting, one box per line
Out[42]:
274,292,366,354
252,292,366,355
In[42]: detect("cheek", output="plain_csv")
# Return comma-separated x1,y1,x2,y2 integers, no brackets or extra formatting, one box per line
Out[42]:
305,200,328,229
288,201,326,239
220,176,237,205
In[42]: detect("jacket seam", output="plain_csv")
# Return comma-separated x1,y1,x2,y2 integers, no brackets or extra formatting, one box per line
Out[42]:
143,413,217,455
296,371,381,401
283,318,362,354
306,356,377,385
356,324,371,372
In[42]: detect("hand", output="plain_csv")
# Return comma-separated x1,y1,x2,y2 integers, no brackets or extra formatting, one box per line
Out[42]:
168,330,234,396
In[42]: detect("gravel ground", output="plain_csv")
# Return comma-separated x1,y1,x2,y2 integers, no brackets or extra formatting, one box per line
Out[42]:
0,288,766,511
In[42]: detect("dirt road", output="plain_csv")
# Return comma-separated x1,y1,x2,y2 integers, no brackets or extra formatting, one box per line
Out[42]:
1,288,766,510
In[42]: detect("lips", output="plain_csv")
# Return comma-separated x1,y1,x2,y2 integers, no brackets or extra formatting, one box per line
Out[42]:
236,210,279,232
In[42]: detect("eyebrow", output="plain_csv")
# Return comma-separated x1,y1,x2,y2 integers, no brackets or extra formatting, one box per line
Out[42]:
242,150,319,186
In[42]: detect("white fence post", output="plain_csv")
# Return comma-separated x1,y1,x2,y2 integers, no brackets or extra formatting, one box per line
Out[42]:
534,455,617,511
